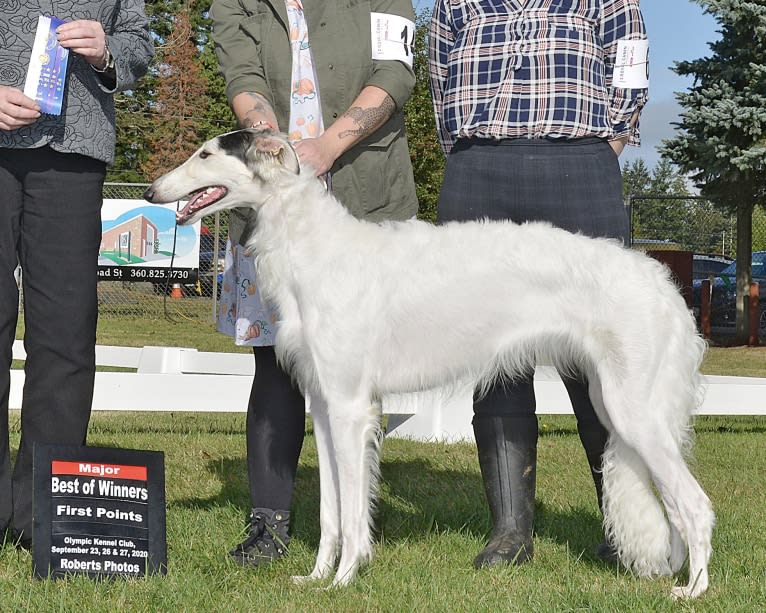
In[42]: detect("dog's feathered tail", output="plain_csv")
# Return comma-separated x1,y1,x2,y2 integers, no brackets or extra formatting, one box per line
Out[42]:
602,436,673,575
601,296,708,577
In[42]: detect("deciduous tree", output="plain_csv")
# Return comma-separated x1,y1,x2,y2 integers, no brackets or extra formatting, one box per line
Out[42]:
140,9,212,179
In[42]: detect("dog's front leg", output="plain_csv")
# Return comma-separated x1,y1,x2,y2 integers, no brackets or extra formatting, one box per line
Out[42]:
329,397,381,588
292,393,341,584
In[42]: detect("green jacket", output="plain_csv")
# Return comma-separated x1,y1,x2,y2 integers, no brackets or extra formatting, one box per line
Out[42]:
211,0,419,233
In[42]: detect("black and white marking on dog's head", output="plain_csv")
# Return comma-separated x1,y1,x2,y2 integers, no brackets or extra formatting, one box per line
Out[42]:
217,129,301,179
143,129,300,226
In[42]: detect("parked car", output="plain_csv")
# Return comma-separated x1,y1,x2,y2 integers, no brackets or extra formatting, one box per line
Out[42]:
691,251,766,333
692,253,733,280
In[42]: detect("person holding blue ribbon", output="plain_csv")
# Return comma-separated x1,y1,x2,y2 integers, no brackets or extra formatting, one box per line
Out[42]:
0,1,153,550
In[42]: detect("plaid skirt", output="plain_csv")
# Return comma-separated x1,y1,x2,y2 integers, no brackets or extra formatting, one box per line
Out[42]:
437,137,629,242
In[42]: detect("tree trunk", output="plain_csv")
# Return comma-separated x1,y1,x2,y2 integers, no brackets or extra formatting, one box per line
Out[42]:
734,202,754,344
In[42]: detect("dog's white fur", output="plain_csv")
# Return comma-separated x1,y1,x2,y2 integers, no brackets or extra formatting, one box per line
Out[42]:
145,129,714,598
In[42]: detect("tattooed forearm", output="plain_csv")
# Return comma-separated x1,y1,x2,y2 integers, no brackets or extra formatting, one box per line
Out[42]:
240,92,274,128
338,94,395,140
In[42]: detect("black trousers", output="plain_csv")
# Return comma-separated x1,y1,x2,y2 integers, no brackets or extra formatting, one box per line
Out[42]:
437,137,629,504
0,147,105,539
246,346,305,512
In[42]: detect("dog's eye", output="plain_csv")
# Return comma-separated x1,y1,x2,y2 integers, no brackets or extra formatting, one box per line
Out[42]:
199,150,211,159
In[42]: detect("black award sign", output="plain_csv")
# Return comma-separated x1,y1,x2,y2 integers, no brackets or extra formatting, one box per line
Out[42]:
32,445,167,579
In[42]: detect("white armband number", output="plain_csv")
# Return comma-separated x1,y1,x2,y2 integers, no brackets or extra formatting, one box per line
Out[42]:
613,39,649,89
371,12,415,67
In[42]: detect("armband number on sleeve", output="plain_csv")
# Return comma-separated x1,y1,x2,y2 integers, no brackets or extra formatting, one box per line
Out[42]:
371,12,415,67
613,39,649,89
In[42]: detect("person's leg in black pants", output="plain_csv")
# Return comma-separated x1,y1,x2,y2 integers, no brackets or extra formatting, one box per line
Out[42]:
6,148,104,546
0,152,24,543
229,344,306,567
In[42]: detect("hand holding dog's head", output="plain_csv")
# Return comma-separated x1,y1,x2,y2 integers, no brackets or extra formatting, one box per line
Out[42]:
143,129,300,226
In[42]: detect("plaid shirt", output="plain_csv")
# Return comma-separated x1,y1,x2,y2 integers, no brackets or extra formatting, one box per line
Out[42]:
429,0,648,153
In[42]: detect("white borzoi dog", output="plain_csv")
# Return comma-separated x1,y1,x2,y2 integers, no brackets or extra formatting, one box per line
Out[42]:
145,129,714,598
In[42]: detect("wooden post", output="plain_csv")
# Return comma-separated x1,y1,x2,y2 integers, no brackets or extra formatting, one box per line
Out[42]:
748,281,760,347
700,279,711,339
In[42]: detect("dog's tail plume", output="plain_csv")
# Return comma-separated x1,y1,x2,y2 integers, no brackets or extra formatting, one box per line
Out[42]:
601,279,706,578
601,435,673,577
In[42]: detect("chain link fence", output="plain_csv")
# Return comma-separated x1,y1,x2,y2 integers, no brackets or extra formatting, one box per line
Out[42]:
16,183,225,324
629,195,766,341
629,195,743,256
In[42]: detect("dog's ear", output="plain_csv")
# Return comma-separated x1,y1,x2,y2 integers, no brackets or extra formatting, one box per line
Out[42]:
250,132,301,175
217,129,259,165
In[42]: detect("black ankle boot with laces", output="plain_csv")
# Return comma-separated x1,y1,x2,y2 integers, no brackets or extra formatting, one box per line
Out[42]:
229,508,290,567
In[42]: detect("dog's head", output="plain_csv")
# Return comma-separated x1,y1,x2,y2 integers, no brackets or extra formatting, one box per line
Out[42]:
143,129,300,225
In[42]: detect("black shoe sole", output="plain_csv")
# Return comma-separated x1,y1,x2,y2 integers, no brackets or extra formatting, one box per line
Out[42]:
596,541,619,564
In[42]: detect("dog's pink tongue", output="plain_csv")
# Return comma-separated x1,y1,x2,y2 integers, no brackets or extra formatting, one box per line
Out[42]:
177,186,226,223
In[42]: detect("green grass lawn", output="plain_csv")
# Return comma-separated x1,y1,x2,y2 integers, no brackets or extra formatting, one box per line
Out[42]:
1,413,764,611
4,317,766,610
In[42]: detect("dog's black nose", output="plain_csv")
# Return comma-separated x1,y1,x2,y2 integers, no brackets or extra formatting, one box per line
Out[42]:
143,186,155,202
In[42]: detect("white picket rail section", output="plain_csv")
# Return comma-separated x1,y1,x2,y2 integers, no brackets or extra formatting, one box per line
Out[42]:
10,341,766,441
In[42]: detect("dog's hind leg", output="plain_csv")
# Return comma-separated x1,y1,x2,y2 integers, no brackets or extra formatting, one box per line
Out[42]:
642,445,713,599
292,393,341,583
602,385,713,599
669,522,686,574
327,394,382,587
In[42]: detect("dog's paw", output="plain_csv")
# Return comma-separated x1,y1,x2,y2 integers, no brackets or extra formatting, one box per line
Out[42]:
670,585,692,600
329,572,355,589
670,580,707,600
291,574,320,585
292,565,334,585
670,567,708,600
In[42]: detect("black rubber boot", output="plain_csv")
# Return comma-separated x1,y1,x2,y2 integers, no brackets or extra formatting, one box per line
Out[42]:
473,414,537,568
229,508,291,567
564,375,619,564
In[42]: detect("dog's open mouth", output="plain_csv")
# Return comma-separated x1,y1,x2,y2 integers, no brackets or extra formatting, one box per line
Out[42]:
176,186,228,224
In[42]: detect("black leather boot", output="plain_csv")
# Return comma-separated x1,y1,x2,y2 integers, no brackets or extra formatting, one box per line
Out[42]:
473,414,537,568
229,508,291,567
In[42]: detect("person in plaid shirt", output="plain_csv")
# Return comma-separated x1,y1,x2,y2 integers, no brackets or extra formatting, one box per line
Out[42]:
429,0,648,569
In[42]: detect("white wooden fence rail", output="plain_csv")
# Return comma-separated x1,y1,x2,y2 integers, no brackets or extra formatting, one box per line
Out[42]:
10,341,766,441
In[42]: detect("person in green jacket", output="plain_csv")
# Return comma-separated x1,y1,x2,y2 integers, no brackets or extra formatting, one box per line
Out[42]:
210,0,418,566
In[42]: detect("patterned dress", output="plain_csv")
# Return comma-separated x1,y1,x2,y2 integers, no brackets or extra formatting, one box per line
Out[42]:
217,0,324,346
